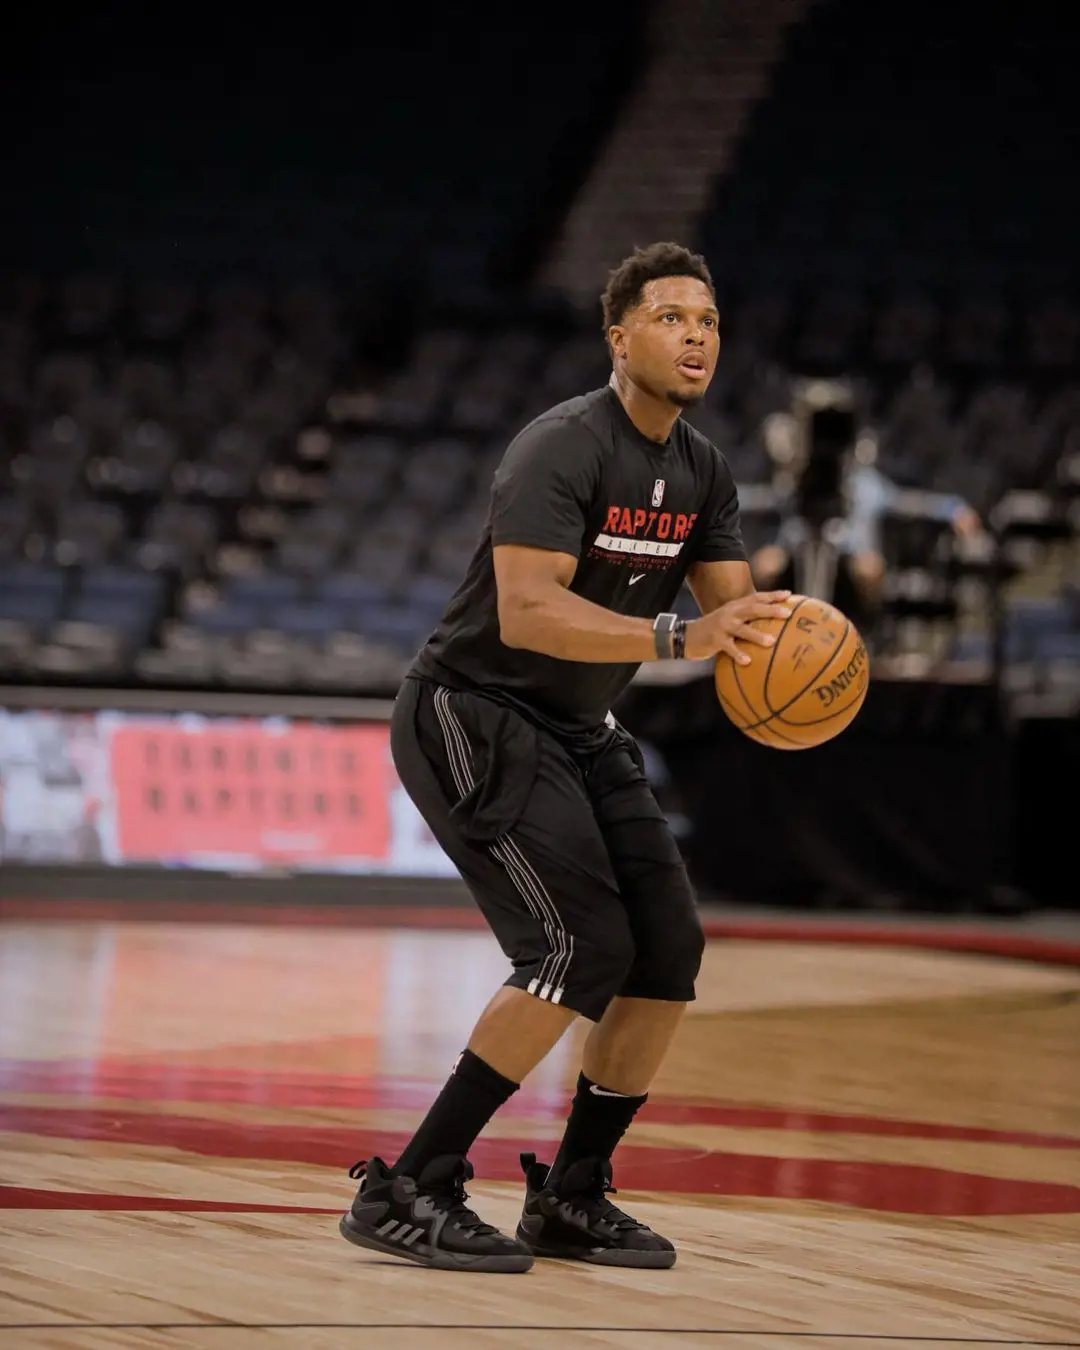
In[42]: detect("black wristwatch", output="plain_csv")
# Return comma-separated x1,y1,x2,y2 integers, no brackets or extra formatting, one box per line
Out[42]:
653,612,687,660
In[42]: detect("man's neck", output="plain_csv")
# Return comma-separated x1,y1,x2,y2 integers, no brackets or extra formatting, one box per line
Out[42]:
608,371,679,444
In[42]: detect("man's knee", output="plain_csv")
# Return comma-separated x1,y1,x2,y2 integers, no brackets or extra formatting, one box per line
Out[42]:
573,924,637,1019
621,904,705,1003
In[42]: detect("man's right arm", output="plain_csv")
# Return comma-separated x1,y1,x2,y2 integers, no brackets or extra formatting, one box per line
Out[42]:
495,544,791,665
495,544,661,663
490,418,790,665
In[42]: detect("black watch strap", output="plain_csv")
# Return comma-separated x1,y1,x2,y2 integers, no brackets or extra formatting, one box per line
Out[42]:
653,612,684,660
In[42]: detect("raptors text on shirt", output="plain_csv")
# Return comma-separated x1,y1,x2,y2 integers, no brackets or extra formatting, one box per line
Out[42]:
590,506,700,571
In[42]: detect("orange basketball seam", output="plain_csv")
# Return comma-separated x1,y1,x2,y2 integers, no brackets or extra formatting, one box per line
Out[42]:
766,616,852,722
730,629,765,729
747,719,806,748
774,637,870,728
774,683,868,730
716,596,869,748
716,684,752,729
724,662,808,746
731,614,853,733
761,596,811,717
720,651,761,728
755,717,807,747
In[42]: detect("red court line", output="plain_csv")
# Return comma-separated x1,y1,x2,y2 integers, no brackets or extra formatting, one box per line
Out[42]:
702,921,1080,970
2,1105,1078,1216
3,1059,1078,1151
0,1186,334,1214
3,896,1079,968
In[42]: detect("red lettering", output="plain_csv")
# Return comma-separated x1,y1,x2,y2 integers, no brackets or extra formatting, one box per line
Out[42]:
646,511,658,534
687,513,698,533
619,508,634,534
673,513,690,541
604,506,620,533
656,513,672,540
632,509,647,533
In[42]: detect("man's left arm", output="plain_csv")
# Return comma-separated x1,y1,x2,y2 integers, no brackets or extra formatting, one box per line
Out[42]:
686,557,757,614
685,451,759,614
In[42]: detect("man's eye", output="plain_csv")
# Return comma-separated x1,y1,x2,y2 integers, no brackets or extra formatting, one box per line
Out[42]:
703,316,716,328
662,313,677,322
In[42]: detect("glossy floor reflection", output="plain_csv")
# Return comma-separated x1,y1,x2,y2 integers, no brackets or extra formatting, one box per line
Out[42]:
1,920,1078,1349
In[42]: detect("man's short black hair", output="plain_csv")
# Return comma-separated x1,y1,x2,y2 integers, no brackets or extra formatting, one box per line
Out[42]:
600,242,715,334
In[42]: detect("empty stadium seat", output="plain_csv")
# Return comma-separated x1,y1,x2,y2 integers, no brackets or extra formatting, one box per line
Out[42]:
224,572,303,609
2,0,1078,699
189,601,263,636
315,574,394,608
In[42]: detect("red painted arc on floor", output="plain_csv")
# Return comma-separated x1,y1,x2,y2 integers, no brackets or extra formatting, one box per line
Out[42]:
0,1186,337,1215
2,898,1080,970
2,1104,1078,1217
2,1059,1078,1151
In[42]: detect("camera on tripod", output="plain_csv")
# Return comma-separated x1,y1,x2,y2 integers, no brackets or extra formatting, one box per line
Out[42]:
787,379,858,536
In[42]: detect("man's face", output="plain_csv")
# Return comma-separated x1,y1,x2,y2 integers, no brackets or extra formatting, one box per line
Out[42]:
608,275,720,408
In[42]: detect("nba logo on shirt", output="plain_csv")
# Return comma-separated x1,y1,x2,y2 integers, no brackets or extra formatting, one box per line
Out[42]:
652,478,665,508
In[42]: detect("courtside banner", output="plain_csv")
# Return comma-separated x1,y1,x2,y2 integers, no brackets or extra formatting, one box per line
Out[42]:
0,708,457,876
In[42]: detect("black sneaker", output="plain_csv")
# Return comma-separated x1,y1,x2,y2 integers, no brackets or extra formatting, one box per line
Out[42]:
515,1152,676,1268
339,1154,533,1273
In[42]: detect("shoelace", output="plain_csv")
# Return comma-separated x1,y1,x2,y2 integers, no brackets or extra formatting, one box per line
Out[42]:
431,1161,502,1236
575,1179,644,1232
552,1162,647,1233
348,1159,500,1237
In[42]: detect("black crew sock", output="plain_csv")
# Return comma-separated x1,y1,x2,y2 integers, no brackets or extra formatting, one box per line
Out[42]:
392,1048,519,1179
546,1072,648,1189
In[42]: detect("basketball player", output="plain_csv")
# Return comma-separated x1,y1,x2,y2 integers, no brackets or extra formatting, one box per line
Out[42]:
341,243,792,1272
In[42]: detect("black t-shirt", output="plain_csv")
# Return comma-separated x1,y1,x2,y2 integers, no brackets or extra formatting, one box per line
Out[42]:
410,385,746,736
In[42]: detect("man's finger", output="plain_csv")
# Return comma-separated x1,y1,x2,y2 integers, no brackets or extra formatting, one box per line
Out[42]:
719,638,752,666
748,603,794,622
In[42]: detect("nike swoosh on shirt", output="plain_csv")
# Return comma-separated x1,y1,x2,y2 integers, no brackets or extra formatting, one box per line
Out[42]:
628,573,646,585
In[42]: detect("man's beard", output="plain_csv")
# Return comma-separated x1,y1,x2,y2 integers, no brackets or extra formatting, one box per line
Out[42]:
665,386,706,408
632,367,708,409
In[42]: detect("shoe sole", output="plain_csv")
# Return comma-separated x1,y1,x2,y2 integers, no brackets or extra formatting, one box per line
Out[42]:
340,1213,534,1273
517,1233,676,1269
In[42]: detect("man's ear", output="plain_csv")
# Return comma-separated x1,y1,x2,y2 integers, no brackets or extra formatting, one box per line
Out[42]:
608,324,627,361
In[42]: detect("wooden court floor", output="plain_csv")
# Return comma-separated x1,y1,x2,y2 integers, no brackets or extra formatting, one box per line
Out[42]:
1,918,1078,1350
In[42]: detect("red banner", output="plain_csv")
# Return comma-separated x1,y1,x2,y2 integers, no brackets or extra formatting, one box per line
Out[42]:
109,720,393,866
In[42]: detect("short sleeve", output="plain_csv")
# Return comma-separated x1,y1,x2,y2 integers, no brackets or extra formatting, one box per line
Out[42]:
692,451,747,563
490,417,601,557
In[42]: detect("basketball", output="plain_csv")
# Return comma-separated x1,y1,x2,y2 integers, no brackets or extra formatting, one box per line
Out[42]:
714,595,869,749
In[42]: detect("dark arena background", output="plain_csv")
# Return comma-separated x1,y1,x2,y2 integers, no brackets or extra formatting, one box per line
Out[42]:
1,4,1078,1348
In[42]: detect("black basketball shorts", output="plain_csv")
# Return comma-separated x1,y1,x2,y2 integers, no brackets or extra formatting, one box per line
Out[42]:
389,677,705,1022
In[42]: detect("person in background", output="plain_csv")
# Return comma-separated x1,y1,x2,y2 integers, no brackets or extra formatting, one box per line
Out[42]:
751,414,981,629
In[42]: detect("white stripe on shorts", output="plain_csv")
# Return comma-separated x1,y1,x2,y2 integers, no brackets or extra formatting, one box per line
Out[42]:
431,686,562,995
431,685,572,1004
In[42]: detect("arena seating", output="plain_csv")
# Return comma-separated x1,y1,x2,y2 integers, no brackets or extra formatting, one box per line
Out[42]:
698,0,1079,492
0,269,1077,697
1,0,1077,699
694,0,1080,685
701,0,1078,302
1,6,647,298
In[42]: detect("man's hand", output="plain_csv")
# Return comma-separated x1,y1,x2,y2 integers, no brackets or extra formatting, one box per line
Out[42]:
684,591,794,665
